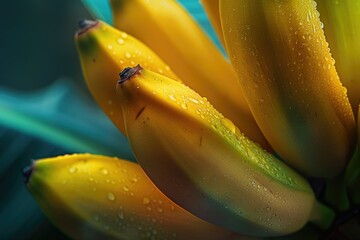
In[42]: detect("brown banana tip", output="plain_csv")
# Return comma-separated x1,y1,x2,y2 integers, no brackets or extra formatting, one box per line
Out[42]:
76,19,99,36
118,64,143,84
22,160,35,184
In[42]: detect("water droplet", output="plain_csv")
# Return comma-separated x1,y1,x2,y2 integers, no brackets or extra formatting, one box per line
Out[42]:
117,38,124,45
69,166,77,174
221,118,236,133
107,44,113,50
123,186,130,192
188,97,199,104
125,52,131,58
108,192,116,201
118,212,124,220
143,197,150,204
121,32,128,39
101,168,109,175
180,102,187,109
168,94,176,101
131,177,138,183
157,208,163,213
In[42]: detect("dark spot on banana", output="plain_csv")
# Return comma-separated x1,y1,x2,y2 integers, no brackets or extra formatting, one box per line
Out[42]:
136,106,146,120
118,64,142,84
77,19,99,36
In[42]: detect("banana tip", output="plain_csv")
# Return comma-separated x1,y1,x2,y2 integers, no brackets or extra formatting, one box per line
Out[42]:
22,160,34,184
118,64,143,84
77,19,98,36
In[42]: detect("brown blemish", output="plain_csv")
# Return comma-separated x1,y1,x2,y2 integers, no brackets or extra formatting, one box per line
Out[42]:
77,19,99,36
135,107,146,120
118,64,142,84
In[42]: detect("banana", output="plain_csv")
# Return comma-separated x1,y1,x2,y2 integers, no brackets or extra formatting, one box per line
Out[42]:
219,0,356,178
116,65,334,237
316,0,360,115
24,154,245,240
76,19,179,135
200,0,224,47
347,107,360,204
110,0,270,150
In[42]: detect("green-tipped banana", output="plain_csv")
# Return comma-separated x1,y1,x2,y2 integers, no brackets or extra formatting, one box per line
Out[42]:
116,65,334,237
110,0,270,150
25,154,245,240
220,0,356,178
316,0,360,115
76,20,179,135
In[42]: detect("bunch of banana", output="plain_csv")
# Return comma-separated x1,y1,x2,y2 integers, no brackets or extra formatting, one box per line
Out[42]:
24,154,247,240
219,0,356,178
23,0,360,239
116,65,334,237
76,19,179,134
110,0,269,150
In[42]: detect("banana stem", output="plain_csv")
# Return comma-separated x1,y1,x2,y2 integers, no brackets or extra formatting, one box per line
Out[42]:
324,172,350,212
309,200,335,230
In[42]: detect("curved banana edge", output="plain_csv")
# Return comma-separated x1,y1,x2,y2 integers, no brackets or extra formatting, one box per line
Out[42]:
25,153,246,240
219,0,356,178
200,0,224,48
75,19,179,135
116,66,333,237
110,0,270,150
316,0,360,115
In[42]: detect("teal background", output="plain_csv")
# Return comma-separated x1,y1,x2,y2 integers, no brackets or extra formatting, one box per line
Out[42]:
0,1,221,239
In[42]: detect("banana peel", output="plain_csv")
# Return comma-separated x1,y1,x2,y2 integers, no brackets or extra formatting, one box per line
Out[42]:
25,154,246,240
76,19,179,135
219,0,356,178
316,0,360,115
110,0,270,150
116,65,334,237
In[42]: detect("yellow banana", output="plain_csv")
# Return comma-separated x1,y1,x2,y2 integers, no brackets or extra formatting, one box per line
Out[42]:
110,0,270,150
116,65,334,237
200,0,224,47
219,0,356,178
316,0,360,115
24,154,246,240
76,19,179,135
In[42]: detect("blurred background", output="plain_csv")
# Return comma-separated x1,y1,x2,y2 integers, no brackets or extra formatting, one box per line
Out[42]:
0,1,220,239
1,1,91,91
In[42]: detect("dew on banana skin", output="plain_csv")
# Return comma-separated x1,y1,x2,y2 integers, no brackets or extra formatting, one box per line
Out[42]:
68,166,77,174
117,38,125,45
121,32,128,39
101,168,109,175
180,102,187,110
